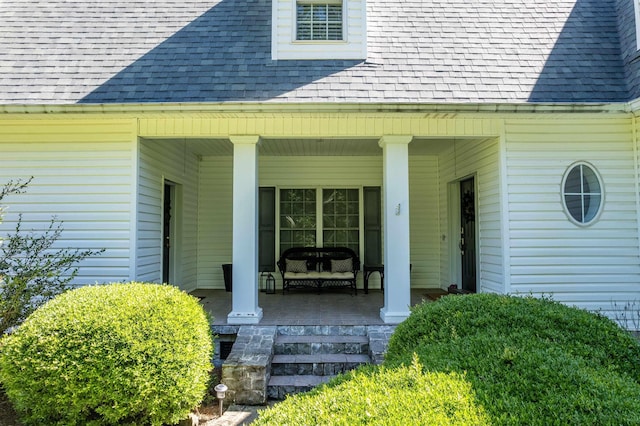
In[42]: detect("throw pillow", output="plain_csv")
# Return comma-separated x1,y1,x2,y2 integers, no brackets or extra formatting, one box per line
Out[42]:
286,259,308,273
331,258,353,273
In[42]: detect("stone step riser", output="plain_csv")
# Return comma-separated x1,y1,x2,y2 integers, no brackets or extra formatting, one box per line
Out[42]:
266,326,395,400
268,384,316,401
276,325,368,336
274,342,370,356
271,361,368,376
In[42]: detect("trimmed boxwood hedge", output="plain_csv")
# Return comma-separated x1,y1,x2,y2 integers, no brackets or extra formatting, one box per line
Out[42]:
0,282,213,426
386,294,640,425
254,356,489,425
255,294,640,425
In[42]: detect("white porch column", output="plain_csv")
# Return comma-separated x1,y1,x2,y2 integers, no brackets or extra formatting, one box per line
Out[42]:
379,135,412,324
227,135,263,324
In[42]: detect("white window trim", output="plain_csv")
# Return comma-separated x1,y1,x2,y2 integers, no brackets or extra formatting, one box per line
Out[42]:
561,161,604,227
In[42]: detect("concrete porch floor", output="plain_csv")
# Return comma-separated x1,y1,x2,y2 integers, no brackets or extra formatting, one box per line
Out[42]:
190,288,440,326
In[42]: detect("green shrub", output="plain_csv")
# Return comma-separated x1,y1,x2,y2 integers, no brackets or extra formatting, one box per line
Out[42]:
254,355,489,426
386,294,640,425
0,176,104,334
0,282,213,426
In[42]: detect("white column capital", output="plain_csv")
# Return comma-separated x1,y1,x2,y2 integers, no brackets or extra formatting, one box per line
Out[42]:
229,135,261,145
378,135,413,148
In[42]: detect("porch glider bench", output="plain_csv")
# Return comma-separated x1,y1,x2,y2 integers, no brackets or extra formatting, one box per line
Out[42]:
277,247,360,294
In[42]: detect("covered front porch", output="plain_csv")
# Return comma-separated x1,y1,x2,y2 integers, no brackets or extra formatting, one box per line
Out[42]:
140,111,500,326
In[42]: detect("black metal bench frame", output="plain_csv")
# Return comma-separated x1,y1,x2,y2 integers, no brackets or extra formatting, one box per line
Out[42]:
277,247,360,294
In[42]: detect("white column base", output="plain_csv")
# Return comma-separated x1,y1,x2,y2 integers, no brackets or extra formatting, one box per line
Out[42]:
380,307,410,324
227,307,264,325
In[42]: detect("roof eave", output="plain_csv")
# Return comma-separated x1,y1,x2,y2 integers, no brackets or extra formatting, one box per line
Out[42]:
0,101,632,115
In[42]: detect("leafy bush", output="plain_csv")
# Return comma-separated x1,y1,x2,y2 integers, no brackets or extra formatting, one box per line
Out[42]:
0,282,213,426
0,177,103,334
386,294,640,425
612,299,640,332
254,355,489,426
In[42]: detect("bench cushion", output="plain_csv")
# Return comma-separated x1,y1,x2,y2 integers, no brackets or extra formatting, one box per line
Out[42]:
330,258,353,273
284,271,322,279
286,259,308,273
319,271,355,279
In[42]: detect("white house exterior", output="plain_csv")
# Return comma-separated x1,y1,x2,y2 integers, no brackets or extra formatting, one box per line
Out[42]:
1,0,640,326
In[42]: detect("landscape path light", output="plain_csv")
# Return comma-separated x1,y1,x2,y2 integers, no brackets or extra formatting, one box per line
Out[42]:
214,383,228,416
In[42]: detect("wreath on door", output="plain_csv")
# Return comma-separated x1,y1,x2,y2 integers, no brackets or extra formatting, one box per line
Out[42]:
462,190,475,223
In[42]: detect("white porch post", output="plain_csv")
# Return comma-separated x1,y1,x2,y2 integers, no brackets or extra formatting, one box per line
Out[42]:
227,135,263,324
379,135,412,324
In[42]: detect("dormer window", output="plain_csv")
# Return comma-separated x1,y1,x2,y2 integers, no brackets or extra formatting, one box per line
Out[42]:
296,1,343,41
272,0,366,60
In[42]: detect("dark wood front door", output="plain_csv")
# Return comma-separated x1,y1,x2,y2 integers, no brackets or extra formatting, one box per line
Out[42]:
460,177,476,292
162,183,172,283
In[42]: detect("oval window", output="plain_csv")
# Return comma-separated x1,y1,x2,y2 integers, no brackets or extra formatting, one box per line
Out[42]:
562,162,603,225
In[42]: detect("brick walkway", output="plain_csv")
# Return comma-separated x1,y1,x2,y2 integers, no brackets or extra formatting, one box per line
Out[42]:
192,289,431,326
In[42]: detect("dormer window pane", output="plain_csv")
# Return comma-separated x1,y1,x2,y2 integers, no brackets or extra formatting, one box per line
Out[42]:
313,5,327,21
297,1,343,41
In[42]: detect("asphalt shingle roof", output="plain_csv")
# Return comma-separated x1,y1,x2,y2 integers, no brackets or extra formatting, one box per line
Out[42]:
0,0,631,104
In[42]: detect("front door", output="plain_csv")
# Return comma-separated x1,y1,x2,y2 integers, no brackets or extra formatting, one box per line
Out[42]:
459,177,476,292
162,182,172,283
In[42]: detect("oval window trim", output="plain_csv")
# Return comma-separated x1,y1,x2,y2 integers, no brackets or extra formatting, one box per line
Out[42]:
561,161,604,226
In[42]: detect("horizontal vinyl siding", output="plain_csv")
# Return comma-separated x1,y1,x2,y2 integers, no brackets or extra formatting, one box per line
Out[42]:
197,157,233,290
0,119,137,284
505,117,640,317
438,138,503,293
138,139,199,290
409,156,441,288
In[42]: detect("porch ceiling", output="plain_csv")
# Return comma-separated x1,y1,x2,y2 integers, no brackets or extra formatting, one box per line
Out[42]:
146,137,487,157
